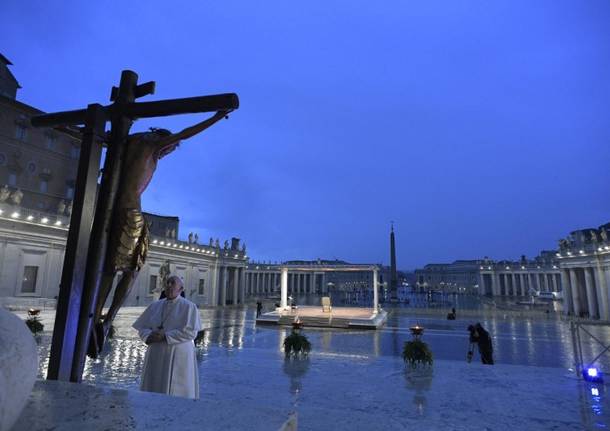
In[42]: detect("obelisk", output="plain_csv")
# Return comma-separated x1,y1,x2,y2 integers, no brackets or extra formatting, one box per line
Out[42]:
390,223,398,302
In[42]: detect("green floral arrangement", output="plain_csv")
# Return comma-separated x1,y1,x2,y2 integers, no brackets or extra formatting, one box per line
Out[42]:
25,309,44,335
25,316,44,335
402,339,433,368
283,324,311,357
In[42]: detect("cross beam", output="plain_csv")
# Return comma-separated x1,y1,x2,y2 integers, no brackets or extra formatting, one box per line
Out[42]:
31,93,239,128
32,70,238,382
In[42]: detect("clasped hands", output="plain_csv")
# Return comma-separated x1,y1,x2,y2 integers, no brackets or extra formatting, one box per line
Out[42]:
145,330,166,345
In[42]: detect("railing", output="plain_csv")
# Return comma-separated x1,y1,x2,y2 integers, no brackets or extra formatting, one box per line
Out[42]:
569,319,610,379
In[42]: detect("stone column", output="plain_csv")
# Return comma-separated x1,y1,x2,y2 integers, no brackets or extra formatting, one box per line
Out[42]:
569,269,582,316
220,266,228,306
518,274,524,296
373,268,379,313
281,267,288,308
232,268,238,304
493,273,501,296
561,270,573,315
584,267,599,319
493,274,499,295
594,264,609,321
309,273,314,294
551,273,558,292
478,274,486,296
528,273,535,294
241,268,246,303
542,273,549,292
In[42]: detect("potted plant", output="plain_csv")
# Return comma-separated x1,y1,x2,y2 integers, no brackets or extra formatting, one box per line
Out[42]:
402,325,433,368
283,320,311,357
25,308,44,337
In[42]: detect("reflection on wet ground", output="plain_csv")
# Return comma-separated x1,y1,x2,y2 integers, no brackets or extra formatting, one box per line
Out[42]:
33,303,610,388
26,302,610,429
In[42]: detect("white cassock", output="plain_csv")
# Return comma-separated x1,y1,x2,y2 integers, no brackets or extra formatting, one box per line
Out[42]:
133,296,202,399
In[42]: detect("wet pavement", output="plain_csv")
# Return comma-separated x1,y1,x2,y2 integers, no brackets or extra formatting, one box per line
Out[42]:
12,302,610,429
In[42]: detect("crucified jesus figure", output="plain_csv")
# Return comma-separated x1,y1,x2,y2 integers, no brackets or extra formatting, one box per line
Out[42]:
88,110,230,358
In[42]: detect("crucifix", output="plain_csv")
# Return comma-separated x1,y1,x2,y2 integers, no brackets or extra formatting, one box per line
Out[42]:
31,70,239,383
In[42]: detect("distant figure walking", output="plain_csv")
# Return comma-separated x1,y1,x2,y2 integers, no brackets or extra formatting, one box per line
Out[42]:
256,300,263,317
447,307,456,320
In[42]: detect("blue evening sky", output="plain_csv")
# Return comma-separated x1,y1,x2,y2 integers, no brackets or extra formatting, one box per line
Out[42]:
2,1,609,270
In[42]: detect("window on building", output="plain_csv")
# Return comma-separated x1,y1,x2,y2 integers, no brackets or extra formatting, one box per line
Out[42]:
40,180,48,193
27,161,36,174
149,275,158,294
15,124,27,141
21,266,38,293
45,134,57,150
8,173,17,186
198,279,205,295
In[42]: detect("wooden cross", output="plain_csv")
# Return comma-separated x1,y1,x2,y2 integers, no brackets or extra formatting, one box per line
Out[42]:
31,70,238,382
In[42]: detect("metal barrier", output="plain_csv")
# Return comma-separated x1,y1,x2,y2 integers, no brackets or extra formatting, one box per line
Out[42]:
569,319,610,378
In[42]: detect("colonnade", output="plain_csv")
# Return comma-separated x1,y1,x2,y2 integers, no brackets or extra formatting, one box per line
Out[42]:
561,264,610,320
210,264,246,306
479,270,561,297
245,270,326,296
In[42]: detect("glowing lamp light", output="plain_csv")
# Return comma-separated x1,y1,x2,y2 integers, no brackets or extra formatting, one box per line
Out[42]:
41,217,49,224
579,250,585,254
583,367,603,383
592,388,600,396
179,245,184,249
159,241,165,245
567,251,572,256
556,253,561,257
10,212,20,218
0,209,3,215
26,215,34,221
54,220,62,226
173,244,177,248
153,239,158,244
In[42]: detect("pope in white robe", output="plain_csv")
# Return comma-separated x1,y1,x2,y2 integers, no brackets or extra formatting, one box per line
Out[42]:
133,275,202,399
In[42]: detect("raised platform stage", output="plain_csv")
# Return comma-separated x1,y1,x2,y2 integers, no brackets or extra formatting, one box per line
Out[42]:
256,306,388,329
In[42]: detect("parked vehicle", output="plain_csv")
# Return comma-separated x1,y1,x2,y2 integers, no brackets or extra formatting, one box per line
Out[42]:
536,291,560,300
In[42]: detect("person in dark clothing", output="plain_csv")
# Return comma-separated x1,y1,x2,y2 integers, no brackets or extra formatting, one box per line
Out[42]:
256,300,263,317
474,323,494,365
466,324,477,363
447,307,456,320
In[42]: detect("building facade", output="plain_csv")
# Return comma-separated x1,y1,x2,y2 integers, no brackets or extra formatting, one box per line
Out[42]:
415,252,562,297
0,56,81,216
0,206,247,307
556,223,610,320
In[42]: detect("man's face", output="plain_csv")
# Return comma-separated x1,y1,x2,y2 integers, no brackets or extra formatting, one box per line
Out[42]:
164,278,183,300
